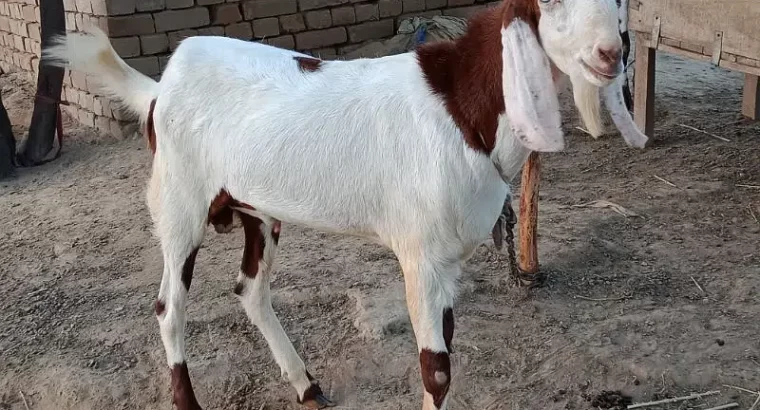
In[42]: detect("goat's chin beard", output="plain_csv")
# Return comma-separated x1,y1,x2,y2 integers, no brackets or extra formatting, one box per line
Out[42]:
566,72,650,149
570,76,605,137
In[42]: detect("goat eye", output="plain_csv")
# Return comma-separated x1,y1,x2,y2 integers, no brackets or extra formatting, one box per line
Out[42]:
539,0,552,4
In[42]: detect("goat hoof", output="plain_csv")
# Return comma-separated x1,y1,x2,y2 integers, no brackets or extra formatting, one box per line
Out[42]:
298,388,336,409
213,223,234,234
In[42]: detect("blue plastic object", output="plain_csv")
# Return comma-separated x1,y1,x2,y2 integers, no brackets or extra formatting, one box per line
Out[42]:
413,26,428,47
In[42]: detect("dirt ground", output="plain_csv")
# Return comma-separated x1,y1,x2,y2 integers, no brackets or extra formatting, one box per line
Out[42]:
1,49,759,410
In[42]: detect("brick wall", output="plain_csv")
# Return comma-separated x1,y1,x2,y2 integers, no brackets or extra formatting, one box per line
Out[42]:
0,1,41,82
0,0,499,138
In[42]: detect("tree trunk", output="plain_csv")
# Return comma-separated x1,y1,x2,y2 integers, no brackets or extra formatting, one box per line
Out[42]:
0,91,16,179
16,0,65,166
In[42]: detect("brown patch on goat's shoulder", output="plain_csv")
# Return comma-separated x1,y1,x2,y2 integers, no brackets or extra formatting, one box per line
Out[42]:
416,1,541,154
417,7,505,154
146,99,157,155
294,56,322,72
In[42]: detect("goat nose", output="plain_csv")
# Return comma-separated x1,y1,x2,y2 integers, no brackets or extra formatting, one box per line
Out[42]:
595,45,622,65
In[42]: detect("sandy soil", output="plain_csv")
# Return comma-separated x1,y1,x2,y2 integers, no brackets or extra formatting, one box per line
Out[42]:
1,49,758,410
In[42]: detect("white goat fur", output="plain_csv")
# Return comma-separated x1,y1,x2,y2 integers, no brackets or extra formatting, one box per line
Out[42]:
44,0,639,408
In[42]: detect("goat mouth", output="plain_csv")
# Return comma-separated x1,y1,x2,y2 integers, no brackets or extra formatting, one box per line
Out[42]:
580,59,619,82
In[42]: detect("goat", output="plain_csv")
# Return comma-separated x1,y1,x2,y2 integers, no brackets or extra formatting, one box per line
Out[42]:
44,0,647,408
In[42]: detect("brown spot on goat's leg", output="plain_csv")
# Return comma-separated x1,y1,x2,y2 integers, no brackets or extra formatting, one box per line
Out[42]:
155,299,166,316
171,362,203,410
146,99,157,155
181,248,199,291
239,213,265,278
231,213,264,295
420,349,451,409
443,307,454,353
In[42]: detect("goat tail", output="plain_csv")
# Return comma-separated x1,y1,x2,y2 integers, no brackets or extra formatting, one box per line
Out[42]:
43,26,158,125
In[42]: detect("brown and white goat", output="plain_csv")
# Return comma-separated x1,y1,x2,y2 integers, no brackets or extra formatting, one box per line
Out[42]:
44,0,646,408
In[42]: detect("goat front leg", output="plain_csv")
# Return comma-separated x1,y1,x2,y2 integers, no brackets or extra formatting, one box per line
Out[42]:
233,211,334,409
398,250,459,410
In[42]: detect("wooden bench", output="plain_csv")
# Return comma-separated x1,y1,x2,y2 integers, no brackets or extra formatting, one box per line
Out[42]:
630,0,760,135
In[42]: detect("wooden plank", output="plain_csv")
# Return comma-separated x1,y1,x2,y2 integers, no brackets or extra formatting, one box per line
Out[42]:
719,59,760,77
742,74,760,120
736,55,760,68
711,31,723,66
518,152,540,276
629,0,760,64
661,37,680,48
633,32,656,138
637,35,760,77
679,40,704,55
658,42,711,62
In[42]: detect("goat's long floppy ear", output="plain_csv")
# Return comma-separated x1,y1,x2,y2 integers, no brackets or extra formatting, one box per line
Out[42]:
603,73,649,148
501,18,564,152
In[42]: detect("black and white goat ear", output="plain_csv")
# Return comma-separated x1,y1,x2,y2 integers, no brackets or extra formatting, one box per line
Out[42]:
501,18,564,152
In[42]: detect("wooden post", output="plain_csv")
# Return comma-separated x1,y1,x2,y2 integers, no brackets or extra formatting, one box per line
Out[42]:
742,74,760,120
0,92,16,179
16,0,65,166
633,31,656,138
518,152,540,277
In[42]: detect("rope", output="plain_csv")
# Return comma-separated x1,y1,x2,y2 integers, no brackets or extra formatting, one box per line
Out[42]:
495,199,546,288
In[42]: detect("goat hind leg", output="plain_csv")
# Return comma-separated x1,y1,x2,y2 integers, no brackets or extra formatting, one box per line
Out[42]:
154,209,207,410
234,212,334,409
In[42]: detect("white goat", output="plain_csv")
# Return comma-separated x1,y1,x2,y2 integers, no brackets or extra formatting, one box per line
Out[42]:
45,0,646,409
